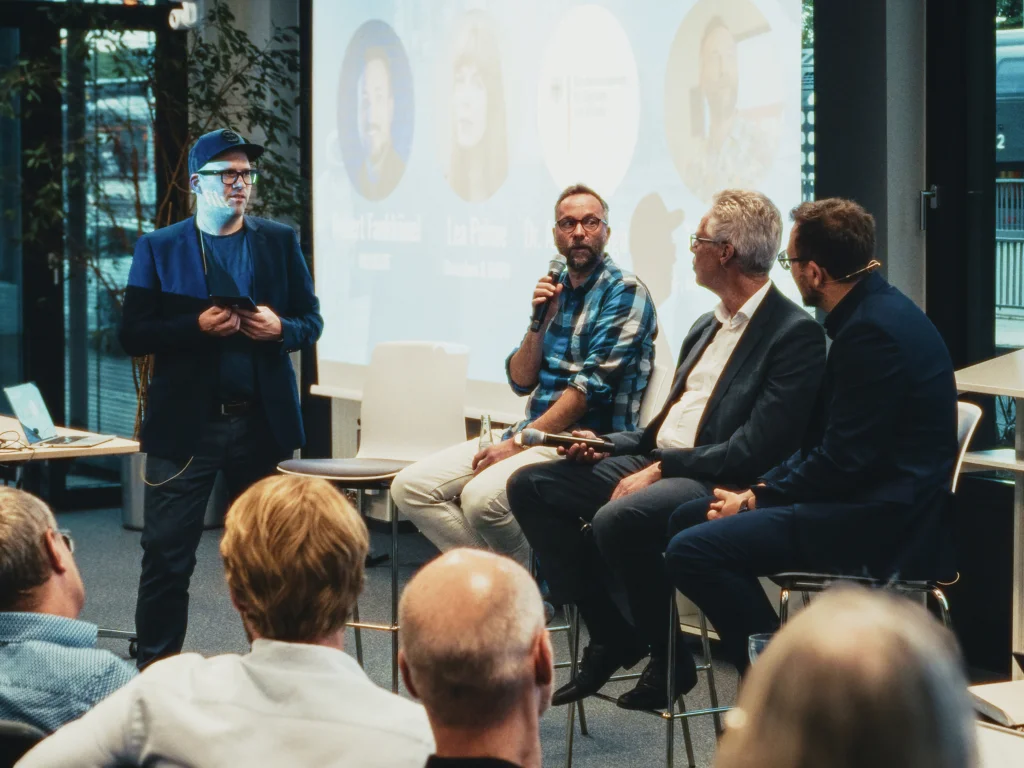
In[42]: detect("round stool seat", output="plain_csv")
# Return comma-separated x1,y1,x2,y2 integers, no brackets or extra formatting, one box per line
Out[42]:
277,458,413,487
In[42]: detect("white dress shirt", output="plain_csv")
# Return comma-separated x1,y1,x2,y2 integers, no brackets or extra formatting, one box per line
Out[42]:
18,639,435,768
656,281,772,450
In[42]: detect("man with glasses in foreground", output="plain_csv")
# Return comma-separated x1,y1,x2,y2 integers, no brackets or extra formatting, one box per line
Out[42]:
392,183,657,569
665,198,958,676
506,189,825,709
0,487,136,732
119,128,323,669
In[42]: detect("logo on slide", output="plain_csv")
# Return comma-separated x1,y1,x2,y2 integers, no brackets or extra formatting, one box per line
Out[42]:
535,5,640,196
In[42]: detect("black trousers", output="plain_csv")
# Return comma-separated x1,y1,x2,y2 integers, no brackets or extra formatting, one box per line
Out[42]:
135,410,287,668
506,455,710,653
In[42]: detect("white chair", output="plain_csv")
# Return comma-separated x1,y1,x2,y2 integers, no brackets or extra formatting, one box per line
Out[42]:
639,362,674,429
279,341,469,691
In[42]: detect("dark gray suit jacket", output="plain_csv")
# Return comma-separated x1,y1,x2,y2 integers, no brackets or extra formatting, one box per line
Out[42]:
605,285,826,486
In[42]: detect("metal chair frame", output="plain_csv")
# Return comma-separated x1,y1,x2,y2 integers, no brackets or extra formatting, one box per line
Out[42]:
775,573,952,628
562,596,729,768
348,487,401,693
277,472,404,693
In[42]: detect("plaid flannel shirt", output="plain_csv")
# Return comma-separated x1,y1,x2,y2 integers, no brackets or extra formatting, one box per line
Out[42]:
504,256,657,436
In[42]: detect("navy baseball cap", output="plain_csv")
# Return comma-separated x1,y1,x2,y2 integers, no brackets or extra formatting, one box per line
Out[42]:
188,128,265,174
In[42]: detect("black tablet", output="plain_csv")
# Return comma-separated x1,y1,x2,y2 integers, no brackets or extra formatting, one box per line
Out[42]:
210,295,258,312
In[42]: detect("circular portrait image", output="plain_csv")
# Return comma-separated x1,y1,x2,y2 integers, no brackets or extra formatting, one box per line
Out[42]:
664,0,784,202
536,4,640,195
439,10,509,203
337,20,414,201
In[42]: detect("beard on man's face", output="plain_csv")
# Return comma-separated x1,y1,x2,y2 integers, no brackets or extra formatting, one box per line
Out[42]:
798,282,823,308
559,238,603,273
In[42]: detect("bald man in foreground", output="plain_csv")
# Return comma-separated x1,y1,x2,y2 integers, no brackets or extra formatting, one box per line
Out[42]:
399,550,553,768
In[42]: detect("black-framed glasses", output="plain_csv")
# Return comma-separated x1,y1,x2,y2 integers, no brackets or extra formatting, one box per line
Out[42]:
196,169,259,186
556,215,606,233
56,528,74,554
689,233,725,248
776,251,807,271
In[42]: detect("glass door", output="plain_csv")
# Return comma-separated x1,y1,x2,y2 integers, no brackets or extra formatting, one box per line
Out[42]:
0,27,23,404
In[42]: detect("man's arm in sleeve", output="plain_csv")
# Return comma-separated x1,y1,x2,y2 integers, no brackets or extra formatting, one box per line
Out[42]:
565,277,657,414
118,236,208,357
754,321,908,507
510,278,656,436
278,230,324,354
604,429,645,454
18,683,140,768
653,319,826,481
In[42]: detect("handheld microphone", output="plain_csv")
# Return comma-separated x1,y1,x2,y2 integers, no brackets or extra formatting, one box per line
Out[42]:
529,256,567,332
520,428,614,453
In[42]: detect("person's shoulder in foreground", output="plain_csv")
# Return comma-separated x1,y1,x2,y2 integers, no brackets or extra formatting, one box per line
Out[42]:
0,612,135,734
17,645,432,768
19,475,433,768
0,487,135,734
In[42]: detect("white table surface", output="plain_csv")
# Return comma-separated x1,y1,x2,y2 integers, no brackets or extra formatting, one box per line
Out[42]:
978,721,1024,766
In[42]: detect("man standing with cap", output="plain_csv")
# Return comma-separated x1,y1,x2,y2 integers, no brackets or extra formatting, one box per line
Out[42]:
119,128,323,668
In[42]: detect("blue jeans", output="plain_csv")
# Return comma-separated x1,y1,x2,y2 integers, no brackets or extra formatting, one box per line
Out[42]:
665,497,804,673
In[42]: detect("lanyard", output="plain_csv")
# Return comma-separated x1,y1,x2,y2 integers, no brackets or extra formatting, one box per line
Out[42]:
194,219,209,276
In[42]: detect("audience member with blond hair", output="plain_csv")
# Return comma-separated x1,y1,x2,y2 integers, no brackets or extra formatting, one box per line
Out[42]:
20,475,434,768
399,549,552,768
715,587,978,768
0,487,135,732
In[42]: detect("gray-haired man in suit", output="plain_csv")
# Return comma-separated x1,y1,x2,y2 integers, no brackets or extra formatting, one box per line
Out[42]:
507,189,826,710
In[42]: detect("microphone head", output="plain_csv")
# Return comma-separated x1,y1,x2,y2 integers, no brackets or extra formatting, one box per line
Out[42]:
520,428,545,447
547,256,567,277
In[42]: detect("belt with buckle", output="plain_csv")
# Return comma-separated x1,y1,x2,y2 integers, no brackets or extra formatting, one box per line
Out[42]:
216,401,254,417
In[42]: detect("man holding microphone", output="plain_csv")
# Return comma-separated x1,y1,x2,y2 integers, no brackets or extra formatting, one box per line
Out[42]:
392,184,657,569
119,128,322,669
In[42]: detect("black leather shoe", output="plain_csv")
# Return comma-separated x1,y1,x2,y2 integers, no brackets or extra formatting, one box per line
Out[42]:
552,642,647,706
616,648,698,710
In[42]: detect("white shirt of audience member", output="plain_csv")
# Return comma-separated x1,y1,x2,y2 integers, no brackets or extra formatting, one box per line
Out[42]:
656,280,772,450
17,639,434,768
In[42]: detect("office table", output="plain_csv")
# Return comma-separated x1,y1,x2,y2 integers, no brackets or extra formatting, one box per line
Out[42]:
0,414,139,464
956,350,1024,679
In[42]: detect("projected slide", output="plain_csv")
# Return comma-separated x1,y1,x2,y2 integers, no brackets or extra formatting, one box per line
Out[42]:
312,0,803,416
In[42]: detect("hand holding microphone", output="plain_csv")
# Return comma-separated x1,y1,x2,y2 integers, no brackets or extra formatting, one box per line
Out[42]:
519,428,613,464
530,256,567,333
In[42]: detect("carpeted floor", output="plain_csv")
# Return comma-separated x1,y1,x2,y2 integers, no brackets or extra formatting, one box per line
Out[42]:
59,505,738,767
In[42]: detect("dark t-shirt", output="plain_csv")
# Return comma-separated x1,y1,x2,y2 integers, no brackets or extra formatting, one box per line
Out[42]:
202,228,256,400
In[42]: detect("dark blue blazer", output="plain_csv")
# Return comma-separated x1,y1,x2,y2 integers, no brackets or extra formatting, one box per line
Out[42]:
755,272,958,578
119,216,323,459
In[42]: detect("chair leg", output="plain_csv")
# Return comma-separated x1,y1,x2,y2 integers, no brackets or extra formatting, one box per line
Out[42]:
931,587,953,630
677,697,696,768
779,588,790,624
388,492,400,694
698,609,723,736
351,600,364,667
666,596,696,768
352,490,365,666
564,605,583,768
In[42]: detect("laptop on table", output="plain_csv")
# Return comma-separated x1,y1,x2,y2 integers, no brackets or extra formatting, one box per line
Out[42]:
4,383,114,448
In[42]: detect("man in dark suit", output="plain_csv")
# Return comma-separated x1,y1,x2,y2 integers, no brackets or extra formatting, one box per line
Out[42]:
506,190,826,709
119,128,323,668
666,198,958,674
